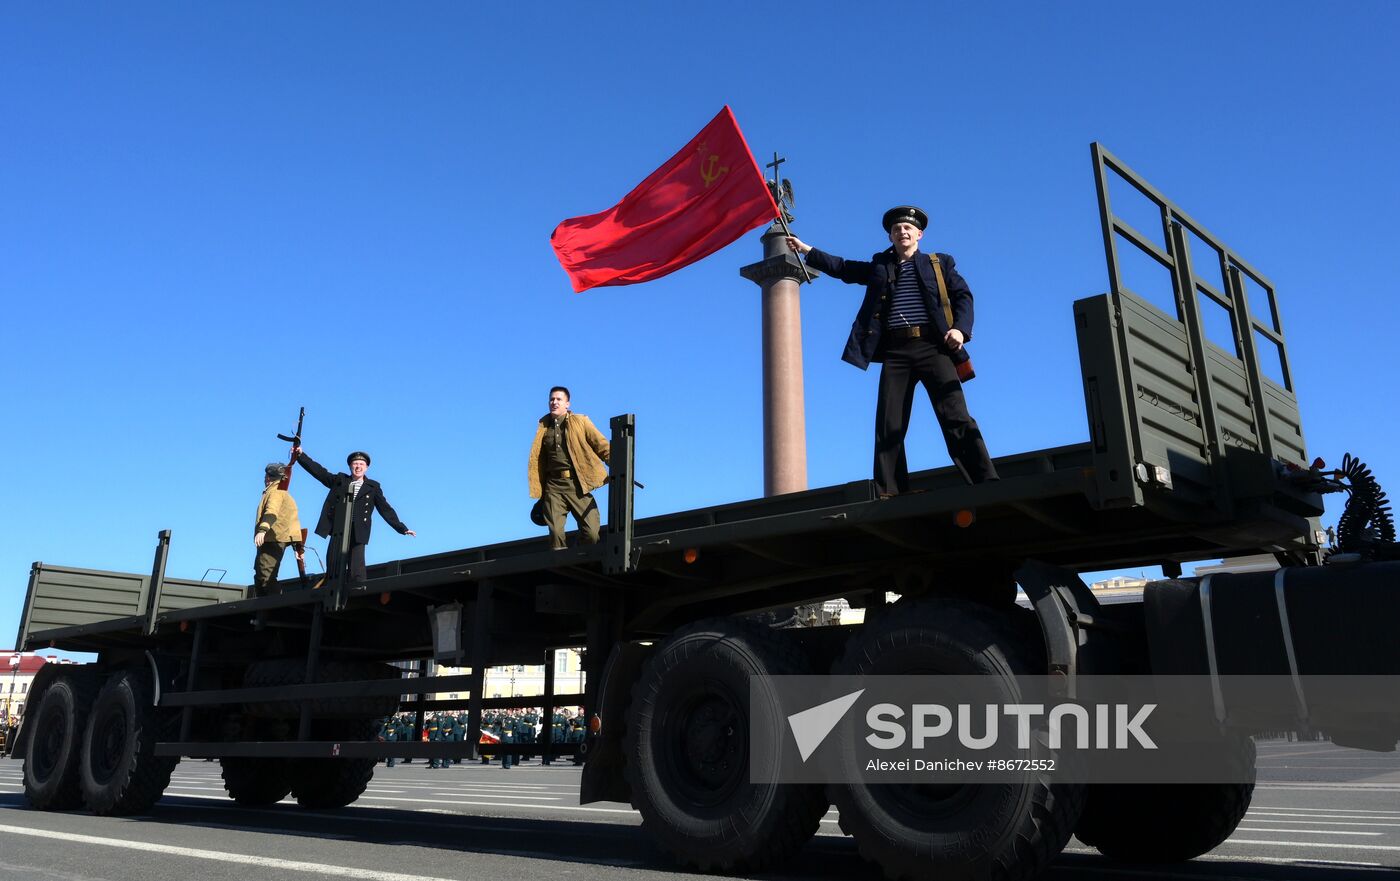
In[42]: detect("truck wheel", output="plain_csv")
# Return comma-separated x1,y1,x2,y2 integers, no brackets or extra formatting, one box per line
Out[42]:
623,618,827,873
290,720,377,809
243,660,401,719
828,599,1083,881
79,668,180,815
220,758,294,806
23,671,99,810
1075,736,1256,862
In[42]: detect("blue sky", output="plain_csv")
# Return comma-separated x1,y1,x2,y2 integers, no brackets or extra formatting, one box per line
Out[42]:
3,2,1397,647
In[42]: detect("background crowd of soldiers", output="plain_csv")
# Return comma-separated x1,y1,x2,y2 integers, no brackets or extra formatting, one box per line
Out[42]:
376,708,588,769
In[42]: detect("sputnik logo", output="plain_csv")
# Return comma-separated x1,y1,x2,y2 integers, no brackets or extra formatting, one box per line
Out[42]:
787,689,864,762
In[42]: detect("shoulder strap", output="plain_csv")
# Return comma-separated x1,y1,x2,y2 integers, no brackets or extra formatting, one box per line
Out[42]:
929,253,955,329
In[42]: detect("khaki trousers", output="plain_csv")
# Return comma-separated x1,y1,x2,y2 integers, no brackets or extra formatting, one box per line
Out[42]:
542,475,600,550
253,541,288,597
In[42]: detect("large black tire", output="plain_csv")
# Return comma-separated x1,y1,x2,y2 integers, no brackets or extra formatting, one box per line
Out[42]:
623,618,828,873
23,672,99,810
79,668,180,815
289,719,377,809
1075,736,1256,862
828,599,1084,881
243,660,401,719
220,757,295,806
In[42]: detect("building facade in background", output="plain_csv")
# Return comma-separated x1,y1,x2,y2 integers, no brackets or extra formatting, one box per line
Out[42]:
2,651,77,723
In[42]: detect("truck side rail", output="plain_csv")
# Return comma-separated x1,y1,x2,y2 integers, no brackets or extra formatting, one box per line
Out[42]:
1084,143,1312,525
16,560,248,651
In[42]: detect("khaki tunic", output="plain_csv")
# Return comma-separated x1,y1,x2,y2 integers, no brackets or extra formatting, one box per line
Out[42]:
255,484,303,543
526,413,610,499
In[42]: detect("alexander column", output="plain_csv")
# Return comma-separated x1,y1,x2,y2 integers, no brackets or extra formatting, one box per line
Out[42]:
740,154,817,496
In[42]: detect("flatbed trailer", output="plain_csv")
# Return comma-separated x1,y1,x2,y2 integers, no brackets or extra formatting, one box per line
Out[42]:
12,145,1399,881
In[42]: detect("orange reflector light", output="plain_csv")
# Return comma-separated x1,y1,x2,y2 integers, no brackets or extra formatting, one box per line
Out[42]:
954,509,976,528
683,548,699,564
589,713,602,734
179,621,189,633
379,592,391,605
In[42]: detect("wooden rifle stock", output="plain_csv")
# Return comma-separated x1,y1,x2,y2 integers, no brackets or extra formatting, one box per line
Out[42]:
296,528,309,587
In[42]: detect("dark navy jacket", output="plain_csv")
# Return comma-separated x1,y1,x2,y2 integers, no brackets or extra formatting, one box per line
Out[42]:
806,247,974,370
296,451,409,544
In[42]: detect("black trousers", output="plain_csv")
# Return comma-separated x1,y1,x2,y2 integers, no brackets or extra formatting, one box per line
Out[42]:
873,337,997,494
348,542,367,583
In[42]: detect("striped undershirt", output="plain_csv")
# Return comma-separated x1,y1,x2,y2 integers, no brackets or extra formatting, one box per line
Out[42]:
888,258,930,328
350,478,363,499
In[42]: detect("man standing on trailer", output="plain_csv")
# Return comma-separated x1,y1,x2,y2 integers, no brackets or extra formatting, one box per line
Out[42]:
786,206,998,497
292,447,415,583
253,462,304,597
527,386,611,550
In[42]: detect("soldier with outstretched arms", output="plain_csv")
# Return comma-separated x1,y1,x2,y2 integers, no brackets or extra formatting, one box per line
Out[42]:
293,446,415,584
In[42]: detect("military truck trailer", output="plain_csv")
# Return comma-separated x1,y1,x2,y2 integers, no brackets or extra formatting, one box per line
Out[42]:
12,145,1400,881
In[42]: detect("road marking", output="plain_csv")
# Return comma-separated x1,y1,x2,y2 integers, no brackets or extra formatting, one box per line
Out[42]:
1056,853,1387,873
1236,826,1382,836
0,824,480,881
1257,783,1400,791
375,798,631,814
1223,839,1400,852
1256,746,1376,758
1240,818,1400,828
359,794,562,803
166,786,238,792
1251,811,1400,821
152,790,639,815
379,784,559,791
1254,807,1400,815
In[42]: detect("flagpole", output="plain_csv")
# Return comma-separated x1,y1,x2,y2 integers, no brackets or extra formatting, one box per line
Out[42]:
764,151,812,284
774,210,813,285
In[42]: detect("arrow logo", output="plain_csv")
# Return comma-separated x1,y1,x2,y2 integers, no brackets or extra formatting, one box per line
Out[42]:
787,689,864,762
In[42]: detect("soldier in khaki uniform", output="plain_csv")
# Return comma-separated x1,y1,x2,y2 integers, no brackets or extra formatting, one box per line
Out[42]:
527,386,611,550
253,463,303,597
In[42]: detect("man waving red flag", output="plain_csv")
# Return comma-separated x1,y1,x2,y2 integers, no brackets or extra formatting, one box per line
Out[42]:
551,106,780,293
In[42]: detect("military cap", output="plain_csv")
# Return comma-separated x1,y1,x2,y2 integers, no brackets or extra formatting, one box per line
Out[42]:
530,499,546,526
347,451,371,466
882,205,929,232
265,462,287,482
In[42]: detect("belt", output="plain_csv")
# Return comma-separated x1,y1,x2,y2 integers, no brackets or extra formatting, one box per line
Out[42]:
886,324,931,341
549,468,574,478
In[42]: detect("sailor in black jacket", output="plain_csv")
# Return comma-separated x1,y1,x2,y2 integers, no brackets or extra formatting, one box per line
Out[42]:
293,447,415,582
788,205,997,495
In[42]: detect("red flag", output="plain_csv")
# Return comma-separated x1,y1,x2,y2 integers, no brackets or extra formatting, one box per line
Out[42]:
551,106,780,292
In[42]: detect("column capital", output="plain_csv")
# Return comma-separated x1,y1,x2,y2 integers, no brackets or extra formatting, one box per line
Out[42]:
739,253,819,286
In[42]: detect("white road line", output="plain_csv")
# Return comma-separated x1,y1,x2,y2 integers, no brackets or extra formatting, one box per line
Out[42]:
1239,818,1400,828
1253,807,1400,815
0,823,474,881
155,790,637,815
1235,826,1382,836
1056,852,1388,873
1222,839,1400,853
166,786,238,793
373,799,634,815
360,794,562,803
366,781,558,790
1256,784,1400,792
1250,811,1400,821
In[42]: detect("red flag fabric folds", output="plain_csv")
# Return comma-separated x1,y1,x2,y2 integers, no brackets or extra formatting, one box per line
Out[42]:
551,106,780,292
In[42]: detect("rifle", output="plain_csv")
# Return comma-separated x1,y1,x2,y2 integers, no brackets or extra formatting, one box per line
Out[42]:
276,407,310,588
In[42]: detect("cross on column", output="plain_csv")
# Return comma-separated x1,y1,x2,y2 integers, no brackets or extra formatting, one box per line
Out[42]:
765,151,786,183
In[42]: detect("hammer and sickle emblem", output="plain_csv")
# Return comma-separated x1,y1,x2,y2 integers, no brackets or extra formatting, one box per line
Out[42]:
700,153,729,188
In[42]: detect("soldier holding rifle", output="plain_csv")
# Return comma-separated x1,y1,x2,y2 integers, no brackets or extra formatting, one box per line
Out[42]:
253,462,303,597
292,446,415,584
